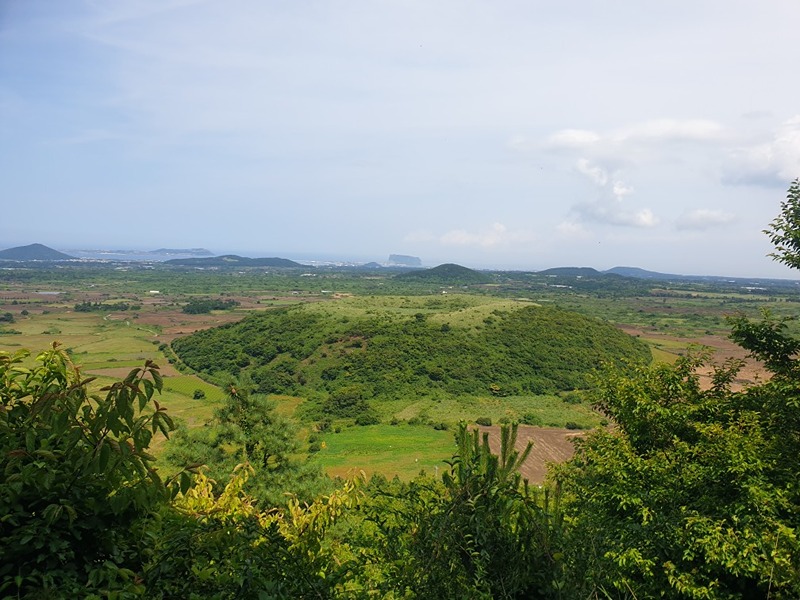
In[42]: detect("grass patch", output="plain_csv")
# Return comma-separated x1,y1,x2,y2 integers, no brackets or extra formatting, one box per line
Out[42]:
376,394,602,429
650,347,680,364
313,424,454,480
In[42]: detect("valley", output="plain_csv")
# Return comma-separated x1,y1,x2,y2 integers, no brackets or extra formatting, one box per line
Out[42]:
0,260,792,481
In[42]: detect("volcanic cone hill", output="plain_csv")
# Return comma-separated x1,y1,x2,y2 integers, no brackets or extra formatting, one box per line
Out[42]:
0,243,74,261
171,296,651,402
393,263,493,285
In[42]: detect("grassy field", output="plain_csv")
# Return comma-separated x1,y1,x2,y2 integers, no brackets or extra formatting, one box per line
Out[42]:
311,423,455,480
2,267,795,480
374,393,602,429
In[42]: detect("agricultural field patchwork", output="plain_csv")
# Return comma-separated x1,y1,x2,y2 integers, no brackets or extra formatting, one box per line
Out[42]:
1,265,794,480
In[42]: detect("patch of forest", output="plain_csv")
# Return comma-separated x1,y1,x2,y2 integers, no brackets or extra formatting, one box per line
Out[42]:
171,301,651,404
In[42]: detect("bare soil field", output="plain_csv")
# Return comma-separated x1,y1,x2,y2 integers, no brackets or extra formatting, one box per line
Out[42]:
473,425,584,483
619,326,769,389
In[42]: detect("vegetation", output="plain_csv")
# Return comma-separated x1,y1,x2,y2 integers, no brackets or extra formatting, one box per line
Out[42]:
75,301,141,312
765,177,800,270
164,255,302,268
555,351,800,597
171,302,650,409
165,374,330,507
0,345,185,596
181,297,239,314
393,262,494,284
2,183,800,598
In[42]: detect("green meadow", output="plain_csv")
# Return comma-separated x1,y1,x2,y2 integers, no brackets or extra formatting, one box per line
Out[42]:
311,423,455,480
2,264,796,479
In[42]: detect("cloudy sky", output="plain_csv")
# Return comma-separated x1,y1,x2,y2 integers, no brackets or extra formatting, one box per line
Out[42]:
2,1,799,277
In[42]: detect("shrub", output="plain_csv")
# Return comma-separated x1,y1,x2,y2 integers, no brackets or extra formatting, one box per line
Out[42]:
355,412,380,426
561,391,584,404
475,417,492,426
0,345,184,596
520,413,543,426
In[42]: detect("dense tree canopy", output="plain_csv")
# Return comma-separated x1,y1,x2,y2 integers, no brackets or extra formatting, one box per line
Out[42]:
171,303,651,402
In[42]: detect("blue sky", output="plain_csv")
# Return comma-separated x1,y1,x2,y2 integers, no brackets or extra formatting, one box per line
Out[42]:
2,1,799,276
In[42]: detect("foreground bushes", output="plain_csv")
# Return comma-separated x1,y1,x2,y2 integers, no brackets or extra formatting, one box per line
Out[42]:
3,342,799,598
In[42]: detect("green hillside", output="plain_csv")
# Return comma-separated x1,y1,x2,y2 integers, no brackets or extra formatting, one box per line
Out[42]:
164,254,301,267
171,297,650,404
393,263,493,284
0,243,74,261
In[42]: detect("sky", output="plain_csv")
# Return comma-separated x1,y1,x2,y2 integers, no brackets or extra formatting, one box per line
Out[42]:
1,1,800,277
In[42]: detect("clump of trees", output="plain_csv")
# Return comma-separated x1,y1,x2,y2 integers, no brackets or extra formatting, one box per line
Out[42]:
551,179,800,598
171,303,651,403
74,301,141,312
181,297,239,314
165,374,330,507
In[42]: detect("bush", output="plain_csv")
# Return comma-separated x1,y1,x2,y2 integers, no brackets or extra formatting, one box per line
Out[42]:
355,412,380,426
0,346,182,596
192,389,206,399
475,417,492,426
564,421,582,430
561,391,584,404
519,413,543,426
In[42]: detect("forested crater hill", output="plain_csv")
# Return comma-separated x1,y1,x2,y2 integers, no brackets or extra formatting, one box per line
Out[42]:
171,296,651,404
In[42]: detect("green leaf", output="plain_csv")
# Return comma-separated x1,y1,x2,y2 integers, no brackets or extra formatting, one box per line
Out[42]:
180,470,192,495
42,503,63,525
98,442,111,471
151,368,163,393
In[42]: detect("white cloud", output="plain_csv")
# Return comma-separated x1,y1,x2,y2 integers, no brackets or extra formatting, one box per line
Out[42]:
576,158,608,186
437,223,535,248
547,129,601,150
404,230,436,243
556,220,590,238
675,209,736,230
404,223,535,249
545,119,726,157
574,200,657,228
614,118,726,144
572,159,657,228
722,116,800,186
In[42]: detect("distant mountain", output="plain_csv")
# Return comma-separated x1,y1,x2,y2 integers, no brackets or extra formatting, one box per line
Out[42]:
603,266,683,279
394,263,492,284
537,267,603,277
0,243,74,261
388,254,422,267
164,255,302,268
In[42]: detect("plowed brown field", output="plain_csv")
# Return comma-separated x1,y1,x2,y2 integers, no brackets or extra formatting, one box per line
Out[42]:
472,425,584,483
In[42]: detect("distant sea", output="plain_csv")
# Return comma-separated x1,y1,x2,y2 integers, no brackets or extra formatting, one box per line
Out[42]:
61,248,390,267
63,249,212,262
